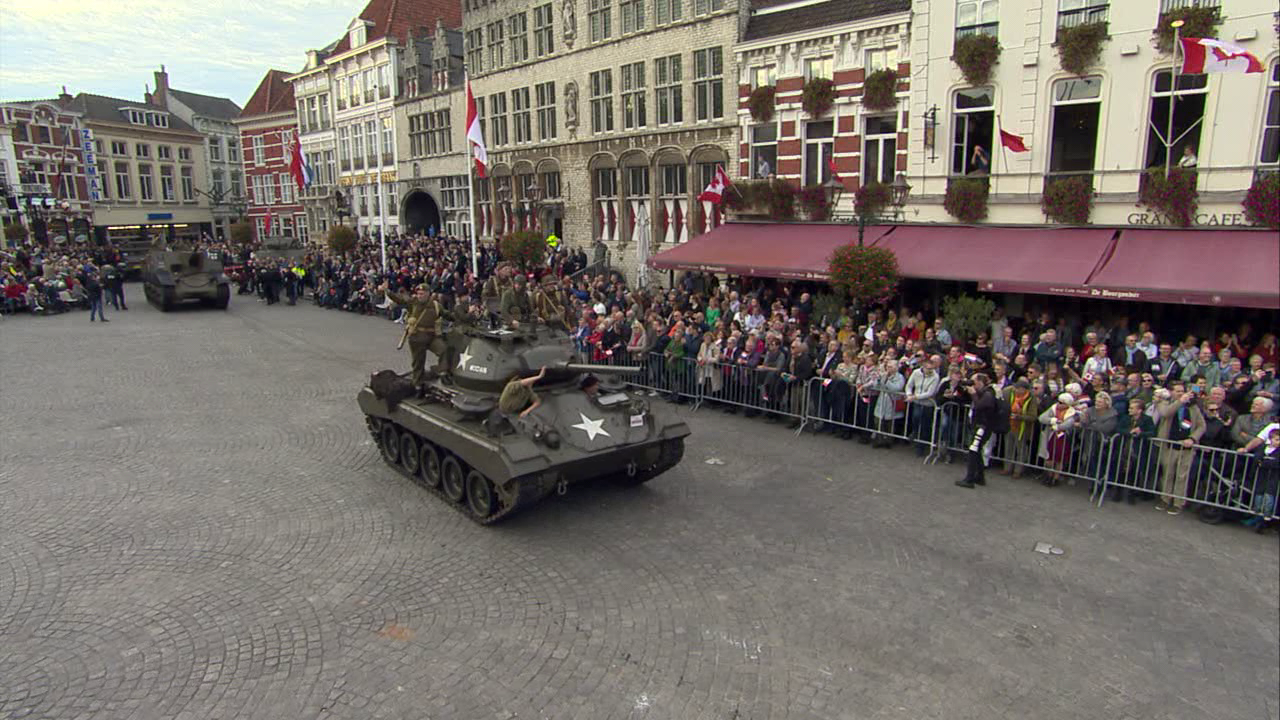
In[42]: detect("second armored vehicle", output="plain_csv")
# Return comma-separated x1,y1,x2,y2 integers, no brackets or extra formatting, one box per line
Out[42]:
142,247,231,311
358,324,690,524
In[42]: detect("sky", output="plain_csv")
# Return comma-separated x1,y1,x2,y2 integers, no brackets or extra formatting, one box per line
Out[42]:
0,0,363,106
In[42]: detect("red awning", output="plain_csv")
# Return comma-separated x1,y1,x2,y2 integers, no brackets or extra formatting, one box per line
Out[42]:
1086,229,1280,309
648,222,894,280
870,226,1118,295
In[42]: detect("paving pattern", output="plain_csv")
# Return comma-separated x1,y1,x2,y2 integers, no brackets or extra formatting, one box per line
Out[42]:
1,292,1277,720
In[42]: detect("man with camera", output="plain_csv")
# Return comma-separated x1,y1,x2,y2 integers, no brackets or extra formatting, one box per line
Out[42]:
956,373,997,489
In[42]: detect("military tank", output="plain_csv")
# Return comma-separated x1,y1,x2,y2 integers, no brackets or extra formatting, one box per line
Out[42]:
358,324,690,524
142,246,231,311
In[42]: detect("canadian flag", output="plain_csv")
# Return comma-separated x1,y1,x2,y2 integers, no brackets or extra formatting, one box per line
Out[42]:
465,76,488,178
697,165,732,204
1179,37,1265,75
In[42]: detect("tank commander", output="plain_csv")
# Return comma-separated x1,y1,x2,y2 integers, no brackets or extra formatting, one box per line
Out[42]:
499,366,546,418
500,272,534,327
380,281,450,387
481,263,513,312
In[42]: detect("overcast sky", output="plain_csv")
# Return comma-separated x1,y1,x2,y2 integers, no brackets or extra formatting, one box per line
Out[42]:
0,0,363,106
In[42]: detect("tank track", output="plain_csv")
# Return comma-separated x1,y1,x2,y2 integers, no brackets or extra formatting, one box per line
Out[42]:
618,437,686,485
366,416,543,525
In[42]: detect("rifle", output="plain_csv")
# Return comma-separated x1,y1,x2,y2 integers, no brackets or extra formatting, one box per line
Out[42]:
397,298,438,349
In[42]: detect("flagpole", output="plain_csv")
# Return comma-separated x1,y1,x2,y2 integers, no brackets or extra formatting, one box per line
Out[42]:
465,74,479,278
996,114,1010,175
1165,20,1184,180
376,105,387,272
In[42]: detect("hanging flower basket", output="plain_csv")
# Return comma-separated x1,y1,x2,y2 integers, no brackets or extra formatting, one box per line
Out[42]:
862,69,898,112
1056,22,1109,76
747,85,776,123
499,229,547,271
827,244,900,308
724,179,795,221
1040,176,1094,225
1243,171,1280,230
1139,167,1198,227
952,34,1001,86
801,78,837,117
798,185,829,221
944,178,989,224
855,182,892,218
1154,6,1221,55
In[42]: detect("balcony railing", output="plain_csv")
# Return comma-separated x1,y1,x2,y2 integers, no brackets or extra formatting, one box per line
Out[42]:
1057,4,1108,30
1160,0,1219,12
955,23,998,41
1043,171,1095,193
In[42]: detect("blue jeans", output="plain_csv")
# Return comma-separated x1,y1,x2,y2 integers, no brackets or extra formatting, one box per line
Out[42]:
89,296,106,321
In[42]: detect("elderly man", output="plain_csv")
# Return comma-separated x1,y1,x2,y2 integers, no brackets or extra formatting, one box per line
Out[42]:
1233,397,1276,449
1155,382,1206,515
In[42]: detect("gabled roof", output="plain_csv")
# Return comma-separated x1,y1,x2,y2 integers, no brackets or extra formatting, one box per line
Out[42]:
239,69,295,119
744,0,909,41
168,88,241,120
329,0,461,54
61,92,198,132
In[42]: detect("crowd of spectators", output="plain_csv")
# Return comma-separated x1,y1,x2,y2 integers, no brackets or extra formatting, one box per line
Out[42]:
1,239,128,318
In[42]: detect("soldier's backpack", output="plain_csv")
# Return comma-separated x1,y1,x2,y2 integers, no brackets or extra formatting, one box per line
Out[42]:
369,369,417,406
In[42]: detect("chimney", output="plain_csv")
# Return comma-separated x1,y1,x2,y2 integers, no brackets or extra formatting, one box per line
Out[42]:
153,64,169,108
144,83,152,106
58,85,72,105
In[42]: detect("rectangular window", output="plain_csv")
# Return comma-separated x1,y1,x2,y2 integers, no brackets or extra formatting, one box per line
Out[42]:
307,97,319,130
363,69,376,103
694,0,724,13
621,62,646,130
352,124,364,170
863,115,898,185
655,54,683,125
36,126,51,144
627,166,650,197
1057,0,1109,31
336,78,347,110
621,0,645,33
534,4,555,56
212,169,225,197
655,0,682,24
750,124,777,179
956,0,999,40
409,114,423,156
111,140,127,155
693,47,723,121
803,56,832,81
590,69,614,133
1145,70,1208,169
264,173,275,204
595,168,617,197
509,13,529,63
156,145,171,160
803,121,833,186
324,150,335,185
207,139,219,161
379,64,391,99
490,92,509,146
434,110,452,154
541,170,561,198
513,87,533,144
467,29,485,73
319,93,331,128
14,123,28,142
589,0,612,42
279,172,294,203
477,96,487,142
180,167,194,201
865,47,899,72
952,86,995,175
750,65,776,89
160,165,175,201
365,120,378,164
136,143,151,159
488,21,505,69
349,75,361,106
227,138,240,163
381,117,393,165
138,164,154,201
1047,76,1102,186
95,160,109,200
339,126,352,171
1260,62,1279,166
231,170,242,197
660,163,687,195
179,147,192,162
536,81,557,140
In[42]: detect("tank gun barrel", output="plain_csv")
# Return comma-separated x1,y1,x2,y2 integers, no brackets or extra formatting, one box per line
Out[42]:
560,362,642,374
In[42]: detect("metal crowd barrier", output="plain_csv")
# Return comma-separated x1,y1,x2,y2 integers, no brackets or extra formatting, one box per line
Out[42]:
698,359,809,426
802,378,938,457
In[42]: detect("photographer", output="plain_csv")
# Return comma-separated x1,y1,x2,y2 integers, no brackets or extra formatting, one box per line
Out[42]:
955,373,997,488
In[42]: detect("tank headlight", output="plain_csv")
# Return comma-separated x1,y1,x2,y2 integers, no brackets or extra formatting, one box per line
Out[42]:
544,430,561,449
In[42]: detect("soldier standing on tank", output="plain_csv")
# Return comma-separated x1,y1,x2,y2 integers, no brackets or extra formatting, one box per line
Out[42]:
381,281,451,387
501,272,534,327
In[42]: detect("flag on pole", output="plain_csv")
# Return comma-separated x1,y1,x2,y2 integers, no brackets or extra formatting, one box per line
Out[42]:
827,156,844,184
697,165,732,203
999,129,1029,153
465,77,488,178
264,208,273,236
287,131,313,190
1179,37,1265,74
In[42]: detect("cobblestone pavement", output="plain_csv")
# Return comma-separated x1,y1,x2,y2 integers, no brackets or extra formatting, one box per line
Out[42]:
2,293,1277,720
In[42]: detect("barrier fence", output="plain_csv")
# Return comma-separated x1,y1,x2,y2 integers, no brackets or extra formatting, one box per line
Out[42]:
614,354,1276,523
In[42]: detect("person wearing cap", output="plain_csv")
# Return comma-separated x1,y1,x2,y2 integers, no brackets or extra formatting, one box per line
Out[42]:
380,281,450,387
481,263,512,315
500,272,533,327
533,274,567,331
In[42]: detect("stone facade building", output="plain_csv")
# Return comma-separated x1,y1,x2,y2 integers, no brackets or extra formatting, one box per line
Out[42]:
147,67,244,240
0,98,93,243
236,70,306,244
464,0,742,282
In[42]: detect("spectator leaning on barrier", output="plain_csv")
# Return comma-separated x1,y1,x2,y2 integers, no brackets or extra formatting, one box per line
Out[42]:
1154,382,1206,516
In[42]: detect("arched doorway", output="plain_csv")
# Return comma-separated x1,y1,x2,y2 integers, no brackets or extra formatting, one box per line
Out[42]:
401,190,441,236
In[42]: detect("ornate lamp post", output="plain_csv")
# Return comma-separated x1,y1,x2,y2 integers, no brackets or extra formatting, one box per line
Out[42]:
841,172,912,246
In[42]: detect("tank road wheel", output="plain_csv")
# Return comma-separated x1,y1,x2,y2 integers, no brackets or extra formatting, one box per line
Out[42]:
399,432,420,476
380,423,402,465
420,443,442,489
465,470,497,519
441,456,466,503
215,284,230,310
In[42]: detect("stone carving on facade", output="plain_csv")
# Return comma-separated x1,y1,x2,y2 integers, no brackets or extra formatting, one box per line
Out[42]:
564,81,579,138
562,0,577,49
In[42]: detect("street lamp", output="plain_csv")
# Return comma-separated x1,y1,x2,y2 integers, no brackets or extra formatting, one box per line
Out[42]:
822,176,845,219
330,189,350,226
890,172,912,215
843,172,912,246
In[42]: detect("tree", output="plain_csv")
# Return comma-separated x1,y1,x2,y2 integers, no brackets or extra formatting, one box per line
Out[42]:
229,220,254,247
3,223,29,245
499,230,546,272
327,224,357,254
827,244,899,308
941,295,996,347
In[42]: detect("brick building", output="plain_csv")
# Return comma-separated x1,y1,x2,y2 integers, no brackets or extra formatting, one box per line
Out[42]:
0,98,94,243
464,0,741,282
235,70,306,244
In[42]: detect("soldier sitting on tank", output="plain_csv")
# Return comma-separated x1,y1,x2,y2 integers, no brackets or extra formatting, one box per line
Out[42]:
380,281,451,387
534,275,569,332
499,366,546,418
500,272,534,328
481,263,513,320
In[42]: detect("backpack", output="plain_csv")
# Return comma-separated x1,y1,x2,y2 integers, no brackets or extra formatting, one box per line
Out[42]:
992,392,1012,435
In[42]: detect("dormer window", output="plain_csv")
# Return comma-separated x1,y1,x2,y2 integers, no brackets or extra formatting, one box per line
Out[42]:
149,113,169,128
350,24,367,48
127,109,145,125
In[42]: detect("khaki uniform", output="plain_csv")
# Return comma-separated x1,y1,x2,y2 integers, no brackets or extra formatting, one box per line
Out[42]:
498,377,537,415
501,286,533,324
481,276,509,314
533,289,567,331
388,291,449,385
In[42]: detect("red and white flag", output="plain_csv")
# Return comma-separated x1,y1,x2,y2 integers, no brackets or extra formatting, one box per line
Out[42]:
287,131,313,190
999,129,1029,153
697,165,732,204
827,156,844,184
465,76,488,178
264,209,273,236
1179,37,1265,74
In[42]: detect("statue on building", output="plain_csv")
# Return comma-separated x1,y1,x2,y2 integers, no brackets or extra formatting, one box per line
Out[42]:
562,0,576,49
564,81,579,138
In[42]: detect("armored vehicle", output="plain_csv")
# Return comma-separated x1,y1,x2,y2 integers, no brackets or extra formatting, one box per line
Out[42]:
142,247,231,311
358,325,690,524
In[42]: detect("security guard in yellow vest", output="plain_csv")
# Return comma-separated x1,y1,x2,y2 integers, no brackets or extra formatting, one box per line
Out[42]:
381,282,450,386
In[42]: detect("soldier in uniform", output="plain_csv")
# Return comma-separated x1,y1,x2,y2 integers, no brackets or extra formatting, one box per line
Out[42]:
380,281,451,386
500,272,534,327
533,274,568,332
481,263,513,316
499,366,546,417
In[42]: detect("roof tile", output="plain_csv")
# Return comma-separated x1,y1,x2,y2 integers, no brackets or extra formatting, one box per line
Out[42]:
330,0,461,54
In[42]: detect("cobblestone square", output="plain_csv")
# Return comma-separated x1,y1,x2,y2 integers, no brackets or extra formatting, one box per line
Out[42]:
2,298,1276,720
